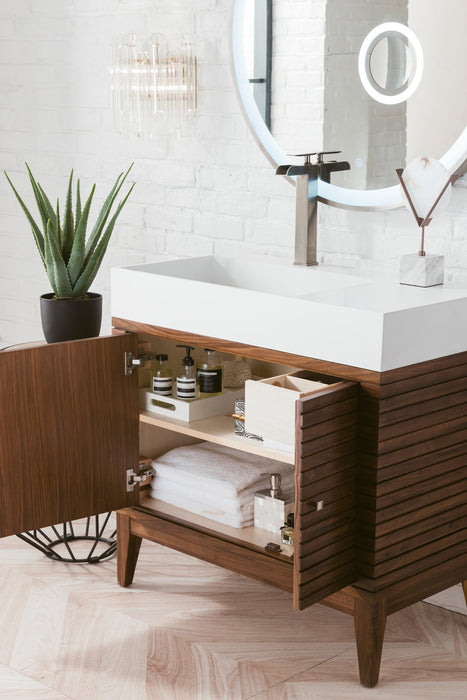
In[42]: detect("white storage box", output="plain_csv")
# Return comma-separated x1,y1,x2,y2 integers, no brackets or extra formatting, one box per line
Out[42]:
244,374,328,447
140,386,245,422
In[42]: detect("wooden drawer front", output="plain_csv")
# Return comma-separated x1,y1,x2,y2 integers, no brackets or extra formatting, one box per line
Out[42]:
358,352,467,591
294,382,359,610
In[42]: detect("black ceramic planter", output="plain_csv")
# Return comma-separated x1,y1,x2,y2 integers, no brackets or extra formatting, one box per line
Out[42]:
40,293,102,343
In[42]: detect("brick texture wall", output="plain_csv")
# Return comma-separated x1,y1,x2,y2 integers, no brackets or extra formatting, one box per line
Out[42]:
0,0,466,345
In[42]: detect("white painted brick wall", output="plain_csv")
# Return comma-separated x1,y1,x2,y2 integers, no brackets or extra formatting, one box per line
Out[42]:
0,0,466,347
271,0,326,154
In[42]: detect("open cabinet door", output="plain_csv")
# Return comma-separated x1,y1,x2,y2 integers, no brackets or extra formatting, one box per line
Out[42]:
0,333,139,538
294,381,359,610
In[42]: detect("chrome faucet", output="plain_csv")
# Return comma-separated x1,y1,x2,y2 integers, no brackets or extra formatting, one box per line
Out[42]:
276,151,351,266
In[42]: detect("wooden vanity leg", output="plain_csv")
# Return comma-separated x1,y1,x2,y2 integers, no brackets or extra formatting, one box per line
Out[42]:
353,595,387,688
462,581,467,606
117,509,142,587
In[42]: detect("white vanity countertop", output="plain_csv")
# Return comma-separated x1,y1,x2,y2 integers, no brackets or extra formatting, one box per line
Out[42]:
111,257,467,372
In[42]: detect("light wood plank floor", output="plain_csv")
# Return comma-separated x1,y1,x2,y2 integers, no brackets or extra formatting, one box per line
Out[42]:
0,525,465,699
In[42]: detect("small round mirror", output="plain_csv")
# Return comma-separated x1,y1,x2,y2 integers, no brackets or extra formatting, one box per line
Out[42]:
369,35,415,91
358,23,423,105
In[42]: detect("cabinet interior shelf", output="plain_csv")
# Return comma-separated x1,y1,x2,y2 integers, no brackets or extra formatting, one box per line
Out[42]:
139,493,294,561
139,410,295,465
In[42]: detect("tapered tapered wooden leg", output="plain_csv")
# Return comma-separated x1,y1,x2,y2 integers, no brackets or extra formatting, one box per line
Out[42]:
117,509,142,587
354,596,387,688
462,581,467,606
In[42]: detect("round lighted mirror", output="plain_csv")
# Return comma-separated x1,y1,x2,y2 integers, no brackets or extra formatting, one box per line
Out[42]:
231,0,467,210
358,23,423,105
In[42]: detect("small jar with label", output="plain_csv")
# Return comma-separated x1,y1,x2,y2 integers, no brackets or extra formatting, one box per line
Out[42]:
280,513,294,545
152,354,173,396
197,348,223,397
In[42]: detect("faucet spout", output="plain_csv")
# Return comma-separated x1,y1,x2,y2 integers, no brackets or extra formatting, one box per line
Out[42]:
276,151,351,266
294,174,318,266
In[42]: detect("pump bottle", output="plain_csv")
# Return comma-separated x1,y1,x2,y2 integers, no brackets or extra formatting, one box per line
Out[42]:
197,348,223,397
152,353,173,396
176,345,197,401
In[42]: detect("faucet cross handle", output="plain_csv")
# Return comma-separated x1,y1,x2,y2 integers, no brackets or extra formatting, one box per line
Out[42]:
289,150,342,164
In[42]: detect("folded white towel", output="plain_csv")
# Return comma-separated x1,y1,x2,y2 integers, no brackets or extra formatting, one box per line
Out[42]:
152,481,253,528
149,442,294,528
151,442,294,499
152,478,253,514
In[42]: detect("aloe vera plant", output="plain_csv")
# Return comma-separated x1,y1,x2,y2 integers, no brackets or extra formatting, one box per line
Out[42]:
4,163,134,299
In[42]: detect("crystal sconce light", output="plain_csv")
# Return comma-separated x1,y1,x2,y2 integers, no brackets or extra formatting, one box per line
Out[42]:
110,34,198,138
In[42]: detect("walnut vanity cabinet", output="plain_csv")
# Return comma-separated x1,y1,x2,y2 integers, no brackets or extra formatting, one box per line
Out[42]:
1,325,467,688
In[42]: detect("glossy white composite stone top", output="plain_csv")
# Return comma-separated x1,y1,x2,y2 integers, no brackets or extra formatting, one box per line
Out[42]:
111,256,467,372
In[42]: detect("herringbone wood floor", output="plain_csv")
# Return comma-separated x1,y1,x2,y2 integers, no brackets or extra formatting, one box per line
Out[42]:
0,522,465,700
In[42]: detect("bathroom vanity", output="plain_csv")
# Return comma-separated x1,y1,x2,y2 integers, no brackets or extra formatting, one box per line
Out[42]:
1,257,467,688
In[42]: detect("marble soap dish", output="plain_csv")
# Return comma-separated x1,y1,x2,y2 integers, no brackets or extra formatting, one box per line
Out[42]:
400,253,444,287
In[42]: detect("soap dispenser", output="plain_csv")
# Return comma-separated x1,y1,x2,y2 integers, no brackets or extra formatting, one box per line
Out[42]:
197,348,223,397
152,353,173,396
176,345,197,401
254,473,294,534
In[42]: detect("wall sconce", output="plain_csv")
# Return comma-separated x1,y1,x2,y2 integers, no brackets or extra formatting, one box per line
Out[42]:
396,157,457,287
110,33,198,138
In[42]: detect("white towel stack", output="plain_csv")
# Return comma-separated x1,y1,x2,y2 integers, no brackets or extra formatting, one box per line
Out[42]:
150,442,294,528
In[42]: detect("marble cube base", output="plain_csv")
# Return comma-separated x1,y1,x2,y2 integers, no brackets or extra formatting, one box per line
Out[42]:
400,253,444,287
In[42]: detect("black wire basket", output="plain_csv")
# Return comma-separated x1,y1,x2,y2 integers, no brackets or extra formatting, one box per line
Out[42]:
17,512,116,563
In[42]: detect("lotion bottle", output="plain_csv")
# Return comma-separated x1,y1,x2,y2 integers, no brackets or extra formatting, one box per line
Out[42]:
176,345,197,401
152,353,173,396
197,348,223,397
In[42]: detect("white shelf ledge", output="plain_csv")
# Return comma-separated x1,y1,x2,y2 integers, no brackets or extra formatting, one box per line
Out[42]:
139,410,294,465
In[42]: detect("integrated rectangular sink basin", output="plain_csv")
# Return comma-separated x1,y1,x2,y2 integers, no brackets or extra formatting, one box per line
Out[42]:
117,256,366,297
111,255,467,372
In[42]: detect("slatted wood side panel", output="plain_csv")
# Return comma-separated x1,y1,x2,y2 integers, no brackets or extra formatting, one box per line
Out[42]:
358,352,467,591
294,382,359,610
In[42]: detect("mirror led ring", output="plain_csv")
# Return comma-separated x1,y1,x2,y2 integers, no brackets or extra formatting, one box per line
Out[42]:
358,22,424,105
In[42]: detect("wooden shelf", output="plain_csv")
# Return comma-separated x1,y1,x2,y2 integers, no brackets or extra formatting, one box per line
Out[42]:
139,410,295,465
138,492,294,560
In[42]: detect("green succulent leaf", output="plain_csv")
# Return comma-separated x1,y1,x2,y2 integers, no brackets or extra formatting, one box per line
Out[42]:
45,220,73,298
43,219,57,295
61,169,74,263
37,182,57,233
84,162,134,264
72,182,134,298
75,179,82,232
67,184,96,287
25,164,49,235
55,198,63,249
4,170,45,266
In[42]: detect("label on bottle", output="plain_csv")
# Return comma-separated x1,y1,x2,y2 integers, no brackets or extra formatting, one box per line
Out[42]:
197,368,222,394
176,376,196,399
152,375,173,396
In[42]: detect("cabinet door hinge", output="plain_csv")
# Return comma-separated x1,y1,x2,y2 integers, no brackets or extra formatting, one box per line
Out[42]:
124,350,158,375
126,465,154,492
